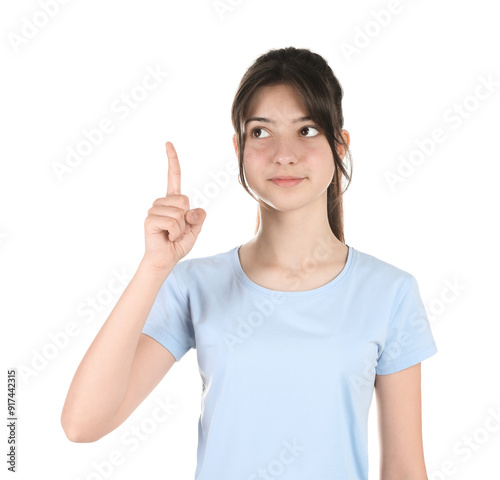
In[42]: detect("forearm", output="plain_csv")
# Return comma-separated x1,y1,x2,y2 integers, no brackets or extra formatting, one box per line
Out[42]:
61,256,175,437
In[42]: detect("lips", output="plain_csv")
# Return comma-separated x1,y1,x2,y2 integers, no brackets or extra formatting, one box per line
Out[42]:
270,177,305,187
270,176,304,180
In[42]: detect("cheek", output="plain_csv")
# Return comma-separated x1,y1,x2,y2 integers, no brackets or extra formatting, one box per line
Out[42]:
242,157,260,186
242,148,267,173
243,141,268,159
312,140,335,159
308,147,335,175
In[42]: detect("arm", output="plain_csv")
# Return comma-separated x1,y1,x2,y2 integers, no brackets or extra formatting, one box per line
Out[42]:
374,363,429,480
60,258,177,443
61,141,206,443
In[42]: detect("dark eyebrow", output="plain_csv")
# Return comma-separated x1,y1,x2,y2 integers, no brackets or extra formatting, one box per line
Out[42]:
244,116,312,126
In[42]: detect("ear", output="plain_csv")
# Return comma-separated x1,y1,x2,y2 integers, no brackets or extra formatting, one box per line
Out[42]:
336,129,350,159
232,134,238,156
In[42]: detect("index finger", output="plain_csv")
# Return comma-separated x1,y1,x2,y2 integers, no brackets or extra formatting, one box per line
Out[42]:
166,141,181,195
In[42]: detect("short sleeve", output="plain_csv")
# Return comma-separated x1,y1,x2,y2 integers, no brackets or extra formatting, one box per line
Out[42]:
141,263,195,362
376,274,438,375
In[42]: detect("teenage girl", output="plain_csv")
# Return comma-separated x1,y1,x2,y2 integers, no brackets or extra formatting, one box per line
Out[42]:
61,47,437,480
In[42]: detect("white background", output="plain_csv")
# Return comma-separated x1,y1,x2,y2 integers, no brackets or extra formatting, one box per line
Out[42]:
1,0,499,479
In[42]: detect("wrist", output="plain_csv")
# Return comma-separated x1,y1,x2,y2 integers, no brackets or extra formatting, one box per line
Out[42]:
139,254,177,277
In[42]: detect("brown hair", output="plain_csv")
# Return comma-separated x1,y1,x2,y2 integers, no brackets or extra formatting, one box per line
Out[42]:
231,46,353,243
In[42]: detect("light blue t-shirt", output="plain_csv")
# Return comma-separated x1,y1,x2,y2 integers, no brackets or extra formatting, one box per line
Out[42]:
142,244,438,479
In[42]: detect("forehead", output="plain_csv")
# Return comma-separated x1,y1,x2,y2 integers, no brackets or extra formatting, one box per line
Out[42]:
245,84,307,117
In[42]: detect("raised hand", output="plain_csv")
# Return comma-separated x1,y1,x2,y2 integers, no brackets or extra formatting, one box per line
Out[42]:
143,142,206,270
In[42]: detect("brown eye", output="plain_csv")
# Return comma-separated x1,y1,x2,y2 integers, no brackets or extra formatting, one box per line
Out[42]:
300,126,320,137
251,127,270,138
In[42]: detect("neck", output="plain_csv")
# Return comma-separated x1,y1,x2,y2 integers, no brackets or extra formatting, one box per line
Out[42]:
248,196,344,270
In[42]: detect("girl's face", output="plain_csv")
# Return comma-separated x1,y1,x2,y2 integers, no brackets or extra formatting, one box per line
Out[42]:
235,83,337,213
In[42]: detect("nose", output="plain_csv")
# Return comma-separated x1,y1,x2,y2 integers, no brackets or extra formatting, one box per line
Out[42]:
273,138,297,165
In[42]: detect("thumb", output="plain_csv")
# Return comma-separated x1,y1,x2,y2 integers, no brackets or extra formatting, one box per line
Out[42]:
186,208,206,231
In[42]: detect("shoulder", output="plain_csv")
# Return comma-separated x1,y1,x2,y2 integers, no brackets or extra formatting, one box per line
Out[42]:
172,245,236,286
351,245,417,296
